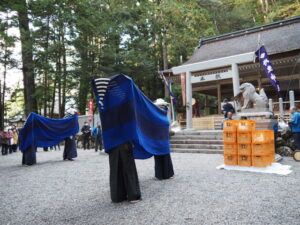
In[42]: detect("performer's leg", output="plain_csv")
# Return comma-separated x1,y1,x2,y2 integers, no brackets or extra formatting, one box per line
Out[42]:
69,137,77,159
154,155,164,179
63,138,69,160
162,154,174,179
22,146,37,165
109,146,127,203
155,154,174,179
120,143,141,201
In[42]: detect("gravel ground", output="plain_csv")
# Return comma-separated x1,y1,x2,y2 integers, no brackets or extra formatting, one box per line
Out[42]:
0,149,300,225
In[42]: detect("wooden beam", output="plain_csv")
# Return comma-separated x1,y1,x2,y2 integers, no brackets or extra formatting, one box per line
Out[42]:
172,52,254,74
193,84,218,92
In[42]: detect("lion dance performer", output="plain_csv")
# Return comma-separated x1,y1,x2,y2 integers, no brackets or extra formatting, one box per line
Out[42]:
91,74,173,203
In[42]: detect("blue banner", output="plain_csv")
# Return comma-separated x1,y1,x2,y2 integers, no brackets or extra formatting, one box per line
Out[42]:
255,45,281,96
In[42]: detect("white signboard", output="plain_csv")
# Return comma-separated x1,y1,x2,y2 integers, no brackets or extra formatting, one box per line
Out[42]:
191,70,232,83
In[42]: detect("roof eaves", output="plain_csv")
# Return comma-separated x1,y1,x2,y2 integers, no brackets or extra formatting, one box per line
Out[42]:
197,15,300,48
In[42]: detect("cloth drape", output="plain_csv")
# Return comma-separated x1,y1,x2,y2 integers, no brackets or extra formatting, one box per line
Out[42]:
19,112,79,152
92,74,170,159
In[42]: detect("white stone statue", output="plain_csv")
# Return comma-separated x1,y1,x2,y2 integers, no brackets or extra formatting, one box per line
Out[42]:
238,83,268,110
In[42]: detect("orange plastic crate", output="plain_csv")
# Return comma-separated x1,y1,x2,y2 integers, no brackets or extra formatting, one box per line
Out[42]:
238,143,252,155
224,144,238,154
223,131,237,144
237,131,252,144
252,143,275,155
223,120,237,131
252,155,273,167
252,130,274,144
237,120,256,132
238,155,252,167
270,153,275,163
224,154,238,166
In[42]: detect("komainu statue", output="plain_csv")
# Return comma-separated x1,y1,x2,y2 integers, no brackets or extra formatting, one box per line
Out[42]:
236,83,268,110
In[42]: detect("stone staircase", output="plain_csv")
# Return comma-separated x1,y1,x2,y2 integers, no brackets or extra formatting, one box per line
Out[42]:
171,130,224,154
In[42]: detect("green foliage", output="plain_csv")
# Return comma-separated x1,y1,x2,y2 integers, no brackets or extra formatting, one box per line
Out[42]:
1,0,299,118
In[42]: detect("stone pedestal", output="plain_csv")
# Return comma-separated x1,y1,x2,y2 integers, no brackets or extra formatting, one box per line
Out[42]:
237,109,276,130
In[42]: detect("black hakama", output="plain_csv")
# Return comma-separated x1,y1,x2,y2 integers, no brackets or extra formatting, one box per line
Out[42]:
63,136,77,160
108,142,141,203
154,154,174,180
22,145,37,166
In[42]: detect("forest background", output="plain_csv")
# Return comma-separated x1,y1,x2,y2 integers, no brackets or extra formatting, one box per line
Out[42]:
0,0,299,129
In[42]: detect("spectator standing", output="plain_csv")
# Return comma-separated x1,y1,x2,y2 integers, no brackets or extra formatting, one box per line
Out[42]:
1,130,9,155
12,129,18,152
0,130,3,155
289,107,300,151
81,122,91,150
7,129,14,154
92,122,103,152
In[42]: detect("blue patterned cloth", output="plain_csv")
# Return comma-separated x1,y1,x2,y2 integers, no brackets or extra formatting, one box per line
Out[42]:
19,112,79,152
255,45,281,96
92,74,170,159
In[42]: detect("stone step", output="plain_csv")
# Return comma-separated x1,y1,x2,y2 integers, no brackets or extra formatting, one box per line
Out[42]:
170,140,223,145
175,130,222,135
171,135,223,140
171,148,223,154
171,144,223,150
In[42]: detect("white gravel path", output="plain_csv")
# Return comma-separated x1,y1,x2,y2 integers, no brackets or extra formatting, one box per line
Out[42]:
0,149,299,225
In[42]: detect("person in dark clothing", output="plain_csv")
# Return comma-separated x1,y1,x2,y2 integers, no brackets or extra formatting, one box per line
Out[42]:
1,131,9,155
153,99,174,180
81,122,91,150
22,145,37,166
92,122,103,152
221,98,235,118
108,142,141,203
289,107,300,150
63,136,77,161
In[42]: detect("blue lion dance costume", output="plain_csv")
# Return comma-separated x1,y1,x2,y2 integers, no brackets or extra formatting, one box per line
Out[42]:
19,112,79,165
92,74,174,203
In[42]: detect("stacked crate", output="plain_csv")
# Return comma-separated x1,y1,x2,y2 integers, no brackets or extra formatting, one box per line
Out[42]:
223,120,275,168
223,120,238,166
237,120,255,167
252,130,275,167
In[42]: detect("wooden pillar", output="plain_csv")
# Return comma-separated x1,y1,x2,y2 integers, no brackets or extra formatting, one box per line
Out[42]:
186,71,193,129
217,83,221,114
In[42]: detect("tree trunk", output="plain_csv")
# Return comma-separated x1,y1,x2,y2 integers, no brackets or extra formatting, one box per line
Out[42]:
16,0,37,116
61,27,67,117
50,75,57,118
162,37,168,70
57,56,62,118
43,16,50,117
78,34,89,115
